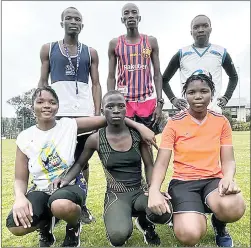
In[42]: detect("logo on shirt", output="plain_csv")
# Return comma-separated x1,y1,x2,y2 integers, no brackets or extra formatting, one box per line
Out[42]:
65,65,75,76
210,50,222,57
141,47,151,58
123,64,148,72
39,142,68,181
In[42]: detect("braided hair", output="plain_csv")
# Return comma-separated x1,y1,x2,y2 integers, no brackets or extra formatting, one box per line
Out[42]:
182,73,215,98
32,86,59,107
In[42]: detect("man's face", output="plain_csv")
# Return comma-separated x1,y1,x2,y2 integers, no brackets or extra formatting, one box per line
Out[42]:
61,8,83,35
103,94,126,126
191,16,212,46
121,3,141,29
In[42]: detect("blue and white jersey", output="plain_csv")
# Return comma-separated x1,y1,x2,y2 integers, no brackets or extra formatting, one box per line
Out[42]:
179,44,226,113
49,41,94,117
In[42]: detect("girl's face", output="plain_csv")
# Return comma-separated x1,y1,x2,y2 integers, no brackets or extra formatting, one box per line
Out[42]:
185,79,212,112
33,90,59,121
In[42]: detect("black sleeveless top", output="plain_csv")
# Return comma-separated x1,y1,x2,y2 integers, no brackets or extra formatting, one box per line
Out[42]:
98,127,143,192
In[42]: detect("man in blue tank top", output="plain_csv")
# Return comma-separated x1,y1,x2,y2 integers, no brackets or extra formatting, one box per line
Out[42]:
38,5,101,241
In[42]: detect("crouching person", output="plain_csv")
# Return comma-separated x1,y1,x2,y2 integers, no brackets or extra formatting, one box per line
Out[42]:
6,87,157,247
52,91,173,246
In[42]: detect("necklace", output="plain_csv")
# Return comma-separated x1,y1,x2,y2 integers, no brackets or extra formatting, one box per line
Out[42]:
63,39,81,95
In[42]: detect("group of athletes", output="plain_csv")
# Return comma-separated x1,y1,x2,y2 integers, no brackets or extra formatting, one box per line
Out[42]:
6,3,245,248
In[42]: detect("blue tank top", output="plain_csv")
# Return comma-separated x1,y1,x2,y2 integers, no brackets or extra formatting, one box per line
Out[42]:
49,41,90,84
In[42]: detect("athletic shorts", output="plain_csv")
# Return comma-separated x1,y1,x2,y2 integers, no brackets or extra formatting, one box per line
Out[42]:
6,185,85,228
126,98,156,118
168,178,221,215
126,99,168,135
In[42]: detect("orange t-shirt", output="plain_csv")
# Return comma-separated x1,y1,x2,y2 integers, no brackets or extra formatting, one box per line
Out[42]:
160,110,233,181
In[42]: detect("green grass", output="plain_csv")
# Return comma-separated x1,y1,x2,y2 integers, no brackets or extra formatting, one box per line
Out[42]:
1,132,250,247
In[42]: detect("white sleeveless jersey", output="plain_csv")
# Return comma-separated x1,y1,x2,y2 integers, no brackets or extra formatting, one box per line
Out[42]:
179,44,226,113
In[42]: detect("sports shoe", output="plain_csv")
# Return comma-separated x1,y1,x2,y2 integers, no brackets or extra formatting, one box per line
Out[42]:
62,222,82,247
135,217,161,246
39,217,56,247
80,206,96,224
211,214,233,247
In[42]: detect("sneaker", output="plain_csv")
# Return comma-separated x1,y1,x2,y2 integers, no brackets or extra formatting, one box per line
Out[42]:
80,206,96,224
39,217,56,247
62,222,82,247
211,214,233,247
135,217,161,246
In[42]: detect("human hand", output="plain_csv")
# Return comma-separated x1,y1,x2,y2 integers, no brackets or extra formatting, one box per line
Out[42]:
217,97,228,108
218,178,241,196
171,98,188,110
12,195,33,228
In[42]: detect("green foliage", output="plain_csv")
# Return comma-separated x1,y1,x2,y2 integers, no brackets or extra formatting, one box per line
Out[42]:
232,121,250,131
222,110,234,127
6,88,36,133
1,133,250,247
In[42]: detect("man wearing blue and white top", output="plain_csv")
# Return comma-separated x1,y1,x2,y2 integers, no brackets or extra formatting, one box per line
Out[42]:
162,14,238,114
38,6,101,225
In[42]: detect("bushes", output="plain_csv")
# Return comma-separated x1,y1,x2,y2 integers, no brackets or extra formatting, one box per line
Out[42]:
222,110,250,131
232,121,250,131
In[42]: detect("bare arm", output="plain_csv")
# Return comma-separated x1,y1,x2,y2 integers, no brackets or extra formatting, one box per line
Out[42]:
76,116,157,148
149,149,172,192
90,48,102,115
14,147,29,198
140,142,154,186
12,147,33,227
148,148,173,215
107,38,118,91
64,134,98,182
220,146,236,180
38,43,50,87
149,36,162,102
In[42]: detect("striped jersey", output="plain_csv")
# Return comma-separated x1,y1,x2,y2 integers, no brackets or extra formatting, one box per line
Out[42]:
115,34,154,102
49,41,94,117
179,43,226,113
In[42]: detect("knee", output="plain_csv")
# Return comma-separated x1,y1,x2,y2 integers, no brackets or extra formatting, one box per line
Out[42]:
174,225,206,246
51,199,80,218
8,226,31,236
107,227,132,246
214,195,246,222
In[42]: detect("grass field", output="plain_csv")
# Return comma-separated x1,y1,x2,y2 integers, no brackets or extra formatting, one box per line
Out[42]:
1,132,250,247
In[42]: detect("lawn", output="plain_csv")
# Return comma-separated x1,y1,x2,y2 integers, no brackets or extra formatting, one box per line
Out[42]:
1,132,250,247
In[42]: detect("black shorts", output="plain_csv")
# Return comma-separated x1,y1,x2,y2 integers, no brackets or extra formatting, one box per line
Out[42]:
75,134,91,168
133,113,168,135
6,185,85,228
168,178,221,215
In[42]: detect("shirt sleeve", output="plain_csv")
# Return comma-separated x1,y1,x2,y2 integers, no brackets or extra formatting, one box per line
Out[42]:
222,51,238,100
162,51,180,100
220,117,233,146
159,118,176,149
60,118,78,136
16,131,27,154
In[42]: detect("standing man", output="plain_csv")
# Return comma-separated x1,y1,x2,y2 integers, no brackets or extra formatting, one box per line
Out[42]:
162,14,238,113
38,6,102,224
107,3,165,136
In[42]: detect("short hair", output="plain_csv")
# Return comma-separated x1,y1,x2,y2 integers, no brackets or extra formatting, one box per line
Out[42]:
32,86,59,106
191,15,211,29
122,3,139,14
102,90,125,106
182,73,215,97
61,7,78,21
